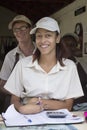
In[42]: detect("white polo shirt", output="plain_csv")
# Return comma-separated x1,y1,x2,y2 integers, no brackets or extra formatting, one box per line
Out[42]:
4,56,84,100
0,46,25,80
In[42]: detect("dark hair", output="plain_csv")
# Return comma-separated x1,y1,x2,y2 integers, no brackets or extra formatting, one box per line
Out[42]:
62,35,78,47
33,33,70,66
61,34,80,57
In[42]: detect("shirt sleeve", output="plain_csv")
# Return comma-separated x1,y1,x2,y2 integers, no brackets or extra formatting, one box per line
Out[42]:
4,60,24,97
66,63,84,99
0,53,15,80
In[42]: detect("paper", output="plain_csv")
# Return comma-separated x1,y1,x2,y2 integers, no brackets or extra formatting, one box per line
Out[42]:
2,104,84,127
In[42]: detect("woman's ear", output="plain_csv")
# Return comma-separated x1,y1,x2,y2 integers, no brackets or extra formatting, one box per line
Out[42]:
56,35,60,44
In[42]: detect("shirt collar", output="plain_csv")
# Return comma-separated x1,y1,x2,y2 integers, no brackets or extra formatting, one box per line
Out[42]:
56,61,67,71
13,46,23,56
25,57,67,73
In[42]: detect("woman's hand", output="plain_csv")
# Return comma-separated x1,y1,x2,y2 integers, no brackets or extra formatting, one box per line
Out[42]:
11,95,44,114
27,97,38,104
19,103,43,114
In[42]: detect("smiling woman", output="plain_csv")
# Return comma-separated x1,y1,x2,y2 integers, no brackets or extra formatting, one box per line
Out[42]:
4,17,83,115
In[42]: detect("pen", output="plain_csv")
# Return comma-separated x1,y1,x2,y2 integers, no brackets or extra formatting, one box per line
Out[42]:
36,96,42,105
36,96,44,111
24,115,32,123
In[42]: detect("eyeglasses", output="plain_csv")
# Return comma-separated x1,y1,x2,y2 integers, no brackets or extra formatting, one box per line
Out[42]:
13,25,29,33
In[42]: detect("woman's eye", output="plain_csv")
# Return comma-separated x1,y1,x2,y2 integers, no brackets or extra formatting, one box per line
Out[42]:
36,35,41,38
46,34,51,37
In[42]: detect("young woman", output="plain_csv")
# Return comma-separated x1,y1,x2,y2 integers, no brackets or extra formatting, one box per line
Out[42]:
4,17,84,114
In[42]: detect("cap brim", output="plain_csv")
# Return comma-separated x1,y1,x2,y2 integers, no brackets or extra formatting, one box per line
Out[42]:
8,21,14,30
8,19,32,30
30,26,58,34
30,27,37,34
30,24,60,34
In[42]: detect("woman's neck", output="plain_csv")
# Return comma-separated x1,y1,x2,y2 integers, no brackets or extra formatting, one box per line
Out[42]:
39,54,57,73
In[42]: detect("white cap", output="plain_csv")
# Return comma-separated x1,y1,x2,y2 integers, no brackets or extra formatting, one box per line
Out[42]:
8,15,32,29
30,17,60,34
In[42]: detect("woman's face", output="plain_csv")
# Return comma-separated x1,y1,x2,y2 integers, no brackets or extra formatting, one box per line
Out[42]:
35,28,60,55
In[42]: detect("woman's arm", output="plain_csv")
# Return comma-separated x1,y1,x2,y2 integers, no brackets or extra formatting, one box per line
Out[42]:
28,97,74,111
11,95,44,114
42,98,74,111
11,95,74,114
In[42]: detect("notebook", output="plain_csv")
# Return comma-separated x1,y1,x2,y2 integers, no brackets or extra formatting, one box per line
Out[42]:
2,104,84,127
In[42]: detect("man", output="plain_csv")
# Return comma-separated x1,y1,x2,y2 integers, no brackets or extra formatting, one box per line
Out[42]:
0,15,35,113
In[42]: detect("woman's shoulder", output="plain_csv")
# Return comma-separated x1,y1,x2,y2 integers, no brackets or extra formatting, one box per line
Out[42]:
63,58,76,67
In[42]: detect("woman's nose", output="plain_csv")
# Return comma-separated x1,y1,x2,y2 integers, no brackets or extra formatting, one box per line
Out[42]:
41,36,46,43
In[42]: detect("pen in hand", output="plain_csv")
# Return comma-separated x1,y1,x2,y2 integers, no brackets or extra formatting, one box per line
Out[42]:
36,96,42,105
36,96,44,111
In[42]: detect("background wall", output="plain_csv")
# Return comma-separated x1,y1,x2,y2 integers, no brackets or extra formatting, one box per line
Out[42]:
0,7,17,68
51,0,87,57
0,6,17,36
51,0,87,73
51,0,87,35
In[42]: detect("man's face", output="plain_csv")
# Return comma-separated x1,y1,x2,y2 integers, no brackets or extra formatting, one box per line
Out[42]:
12,21,31,43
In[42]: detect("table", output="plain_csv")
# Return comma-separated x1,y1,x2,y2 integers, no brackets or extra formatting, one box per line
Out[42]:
0,111,87,130
72,111,87,130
